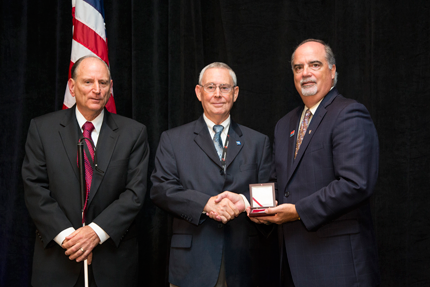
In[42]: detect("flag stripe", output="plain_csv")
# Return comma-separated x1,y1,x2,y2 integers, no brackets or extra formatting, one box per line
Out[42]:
73,19,109,64
105,97,117,113
75,0,106,41
64,83,76,108
70,40,97,64
83,0,105,18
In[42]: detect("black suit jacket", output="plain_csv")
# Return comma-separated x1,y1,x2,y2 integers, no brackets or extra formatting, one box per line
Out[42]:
22,107,149,287
274,88,380,286
151,116,278,287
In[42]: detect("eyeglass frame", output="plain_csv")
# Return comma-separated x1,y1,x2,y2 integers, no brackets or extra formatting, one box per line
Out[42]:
198,83,237,94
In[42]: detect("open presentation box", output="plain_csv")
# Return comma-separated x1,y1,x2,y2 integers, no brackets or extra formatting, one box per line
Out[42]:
249,183,275,217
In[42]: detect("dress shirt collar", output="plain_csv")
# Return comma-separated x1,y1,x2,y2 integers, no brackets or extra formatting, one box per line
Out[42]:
304,97,324,115
75,107,104,146
303,86,335,113
203,113,230,141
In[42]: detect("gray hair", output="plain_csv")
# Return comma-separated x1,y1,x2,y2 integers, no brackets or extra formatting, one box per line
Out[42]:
291,39,338,87
198,62,237,86
71,55,111,81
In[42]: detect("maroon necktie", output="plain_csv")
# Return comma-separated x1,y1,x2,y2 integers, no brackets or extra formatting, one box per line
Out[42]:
82,121,95,222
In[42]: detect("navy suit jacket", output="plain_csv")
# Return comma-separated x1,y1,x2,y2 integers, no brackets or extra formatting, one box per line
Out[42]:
274,88,380,287
22,107,149,287
151,116,278,287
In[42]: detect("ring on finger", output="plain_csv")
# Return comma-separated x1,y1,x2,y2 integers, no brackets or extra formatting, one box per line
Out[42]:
80,248,85,253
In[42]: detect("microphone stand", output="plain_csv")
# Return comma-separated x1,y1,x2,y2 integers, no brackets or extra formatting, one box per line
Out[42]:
77,140,89,287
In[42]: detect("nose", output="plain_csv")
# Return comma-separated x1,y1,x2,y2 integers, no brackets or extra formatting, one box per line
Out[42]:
213,86,221,97
93,82,101,94
302,65,311,77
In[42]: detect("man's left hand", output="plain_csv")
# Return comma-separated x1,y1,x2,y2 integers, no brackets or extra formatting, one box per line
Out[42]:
62,226,100,262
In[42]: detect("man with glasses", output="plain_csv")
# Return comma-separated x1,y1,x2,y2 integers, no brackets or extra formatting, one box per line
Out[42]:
151,62,278,287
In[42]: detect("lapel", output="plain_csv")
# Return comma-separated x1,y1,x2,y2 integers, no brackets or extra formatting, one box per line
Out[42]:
225,120,243,169
286,88,339,183
58,106,81,182
87,109,119,206
193,116,223,167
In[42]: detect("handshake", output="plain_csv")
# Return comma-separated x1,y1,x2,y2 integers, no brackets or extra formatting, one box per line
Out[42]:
203,191,246,224
204,191,300,225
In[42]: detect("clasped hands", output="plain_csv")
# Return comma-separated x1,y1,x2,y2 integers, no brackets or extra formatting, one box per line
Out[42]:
204,191,246,224
61,226,100,264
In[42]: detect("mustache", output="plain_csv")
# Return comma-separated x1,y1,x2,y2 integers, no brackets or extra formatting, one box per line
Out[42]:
300,77,317,85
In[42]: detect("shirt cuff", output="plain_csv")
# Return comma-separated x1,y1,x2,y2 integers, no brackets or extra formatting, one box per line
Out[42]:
89,222,110,244
54,227,75,246
239,194,250,212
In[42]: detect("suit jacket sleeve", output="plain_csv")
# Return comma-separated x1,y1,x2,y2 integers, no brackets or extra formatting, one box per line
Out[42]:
150,131,211,226
295,102,379,231
22,119,74,247
151,132,211,225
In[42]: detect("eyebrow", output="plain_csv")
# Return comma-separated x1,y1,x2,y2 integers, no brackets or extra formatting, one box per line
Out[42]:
293,60,323,68
81,78,109,82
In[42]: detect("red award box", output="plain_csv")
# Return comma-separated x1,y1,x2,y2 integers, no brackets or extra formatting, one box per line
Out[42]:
249,183,275,217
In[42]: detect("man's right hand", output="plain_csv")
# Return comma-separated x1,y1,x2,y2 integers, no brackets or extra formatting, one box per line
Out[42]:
204,196,240,224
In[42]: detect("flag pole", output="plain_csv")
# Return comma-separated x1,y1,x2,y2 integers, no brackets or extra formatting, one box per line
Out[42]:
78,140,89,287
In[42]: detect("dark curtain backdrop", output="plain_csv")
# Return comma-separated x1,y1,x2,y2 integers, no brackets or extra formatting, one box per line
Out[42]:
1,0,429,286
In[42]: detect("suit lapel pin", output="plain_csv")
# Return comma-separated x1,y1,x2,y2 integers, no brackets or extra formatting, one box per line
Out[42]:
309,130,312,134
236,141,241,146
290,130,295,137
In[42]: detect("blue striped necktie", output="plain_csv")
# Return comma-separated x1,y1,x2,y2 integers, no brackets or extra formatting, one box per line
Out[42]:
213,125,224,160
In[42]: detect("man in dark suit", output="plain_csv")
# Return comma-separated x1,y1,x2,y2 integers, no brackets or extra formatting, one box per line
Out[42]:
150,62,278,287
22,56,149,286
249,39,380,286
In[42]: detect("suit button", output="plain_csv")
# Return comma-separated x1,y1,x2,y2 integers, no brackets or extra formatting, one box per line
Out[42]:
284,192,290,197
218,224,223,228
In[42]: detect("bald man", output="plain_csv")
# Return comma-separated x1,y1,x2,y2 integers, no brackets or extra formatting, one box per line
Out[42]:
22,56,149,286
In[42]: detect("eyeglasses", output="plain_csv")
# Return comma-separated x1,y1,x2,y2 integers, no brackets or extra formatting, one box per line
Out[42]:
199,83,235,94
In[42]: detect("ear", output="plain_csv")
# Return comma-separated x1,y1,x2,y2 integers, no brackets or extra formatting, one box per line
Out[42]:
195,85,203,102
331,64,336,79
233,86,239,102
68,78,76,97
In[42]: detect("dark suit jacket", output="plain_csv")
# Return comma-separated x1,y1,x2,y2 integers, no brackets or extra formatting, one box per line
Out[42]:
274,88,380,287
22,107,149,287
150,116,278,287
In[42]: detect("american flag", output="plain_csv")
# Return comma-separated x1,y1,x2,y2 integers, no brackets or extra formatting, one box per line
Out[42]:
63,0,117,113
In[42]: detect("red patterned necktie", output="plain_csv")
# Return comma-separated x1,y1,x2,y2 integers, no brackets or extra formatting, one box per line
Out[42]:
295,109,312,159
82,121,95,222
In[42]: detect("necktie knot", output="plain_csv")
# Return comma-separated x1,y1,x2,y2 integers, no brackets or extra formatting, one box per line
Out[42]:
213,125,224,134
83,121,95,133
